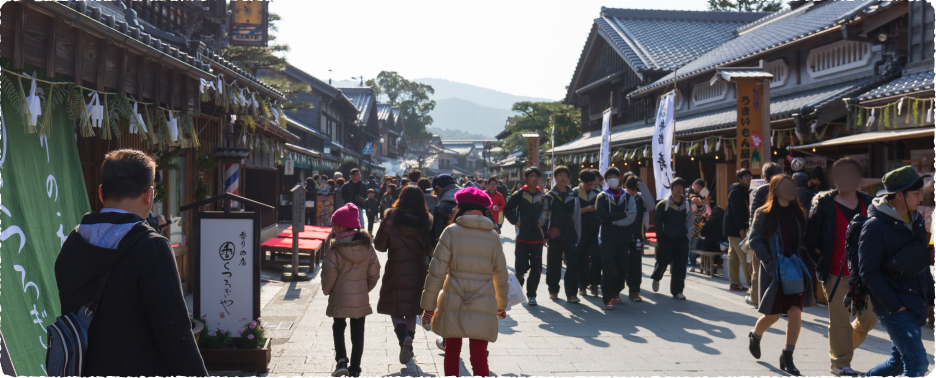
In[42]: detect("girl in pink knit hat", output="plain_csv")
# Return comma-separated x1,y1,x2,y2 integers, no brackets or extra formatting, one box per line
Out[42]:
321,203,380,377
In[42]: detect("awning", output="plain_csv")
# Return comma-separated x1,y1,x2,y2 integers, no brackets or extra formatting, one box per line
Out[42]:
710,68,772,85
285,143,321,157
790,127,935,150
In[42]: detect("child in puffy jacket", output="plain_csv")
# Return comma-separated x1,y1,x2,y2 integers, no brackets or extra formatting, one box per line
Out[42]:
321,203,381,377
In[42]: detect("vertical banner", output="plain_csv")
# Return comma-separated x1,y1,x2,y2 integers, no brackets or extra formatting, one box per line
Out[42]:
599,110,611,178
0,88,91,376
524,134,540,169
652,93,676,199
199,218,255,334
736,80,765,176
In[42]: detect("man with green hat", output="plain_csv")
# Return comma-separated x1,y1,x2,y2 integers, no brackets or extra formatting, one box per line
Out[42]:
858,165,934,377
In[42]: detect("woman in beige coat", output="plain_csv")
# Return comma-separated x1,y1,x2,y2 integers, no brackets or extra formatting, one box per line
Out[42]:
421,187,508,377
321,203,380,377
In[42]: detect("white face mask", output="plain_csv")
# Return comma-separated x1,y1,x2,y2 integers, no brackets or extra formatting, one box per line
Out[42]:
607,178,620,189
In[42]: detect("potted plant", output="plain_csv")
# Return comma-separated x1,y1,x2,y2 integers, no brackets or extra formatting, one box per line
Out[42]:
197,315,272,373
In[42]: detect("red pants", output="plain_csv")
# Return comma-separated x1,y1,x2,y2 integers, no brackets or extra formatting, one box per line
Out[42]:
444,338,489,377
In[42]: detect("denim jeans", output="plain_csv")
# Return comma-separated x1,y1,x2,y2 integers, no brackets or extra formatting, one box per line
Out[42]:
688,237,700,267
864,310,929,377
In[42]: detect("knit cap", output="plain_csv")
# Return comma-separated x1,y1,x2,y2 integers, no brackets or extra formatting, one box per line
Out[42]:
330,203,361,229
455,187,492,208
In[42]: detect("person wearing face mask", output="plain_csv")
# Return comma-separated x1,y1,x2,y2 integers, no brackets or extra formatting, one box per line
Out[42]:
650,177,694,300
595,167,636,310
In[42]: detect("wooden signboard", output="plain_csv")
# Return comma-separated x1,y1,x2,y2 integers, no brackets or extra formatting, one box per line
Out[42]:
735,80,771,176
523,133,540,168
317,194,334,226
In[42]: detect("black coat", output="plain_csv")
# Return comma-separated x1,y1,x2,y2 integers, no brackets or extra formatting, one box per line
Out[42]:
503,187,548,242
749,183,770,225
543,186,579,241
805,190,873,282
574,186,601,239
797,187,815,214
342,180,369,208
723,183,750,238
56,212,207,376
858,200,935,323
596,189,637,245
431,184,461,242
700,215,726,252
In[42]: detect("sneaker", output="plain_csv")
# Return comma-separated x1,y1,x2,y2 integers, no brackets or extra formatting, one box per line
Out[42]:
549,293,559,300
588,285,599,297
399,334,414,364
689,266,697,273
629,292,642,302
436,336,445,351
332,358,350,377
605,300,615,310
613,295,622,302
673,293,686,300
349,368,361,378
652,280,660,292
567,296,580,303
528,296,537,306
831,366,861,377
729,284,749,292
744,295,757,308
578,288,587,296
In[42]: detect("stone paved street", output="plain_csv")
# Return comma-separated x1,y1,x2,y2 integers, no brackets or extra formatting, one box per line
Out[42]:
256,220,935,377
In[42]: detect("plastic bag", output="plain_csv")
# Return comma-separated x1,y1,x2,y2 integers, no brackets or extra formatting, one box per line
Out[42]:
507,271,527,308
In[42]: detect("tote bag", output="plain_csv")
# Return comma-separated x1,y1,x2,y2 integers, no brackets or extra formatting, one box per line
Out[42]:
507,271,527,308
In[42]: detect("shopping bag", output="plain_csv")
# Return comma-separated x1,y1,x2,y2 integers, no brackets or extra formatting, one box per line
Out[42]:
507,271,527,308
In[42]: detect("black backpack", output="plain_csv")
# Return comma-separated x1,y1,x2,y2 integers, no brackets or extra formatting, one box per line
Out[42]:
838,214,870,317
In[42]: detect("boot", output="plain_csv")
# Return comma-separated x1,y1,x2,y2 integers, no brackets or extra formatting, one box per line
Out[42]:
348,367,361,377
395,324,413,364
332,358,349,377
393,324,408,346
748,332,761,359
779,350,801,376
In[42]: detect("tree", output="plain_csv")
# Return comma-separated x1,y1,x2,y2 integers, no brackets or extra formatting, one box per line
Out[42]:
221,13,289,75
366,71,436,142
707,0,783,12
500,102,580,159
256,77,311,110
404,139,441,172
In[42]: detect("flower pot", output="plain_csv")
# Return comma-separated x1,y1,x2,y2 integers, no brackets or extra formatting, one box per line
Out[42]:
199,338,271,373
191,317,204,345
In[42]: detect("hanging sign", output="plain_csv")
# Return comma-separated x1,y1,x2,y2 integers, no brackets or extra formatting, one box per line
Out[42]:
230,1,270,47
736,80,769,176
284,160,295,175
523,133,540,168
599,109,611,179
652,92,676,199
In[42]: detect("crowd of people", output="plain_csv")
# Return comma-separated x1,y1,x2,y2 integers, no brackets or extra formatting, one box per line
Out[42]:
54,149,934,377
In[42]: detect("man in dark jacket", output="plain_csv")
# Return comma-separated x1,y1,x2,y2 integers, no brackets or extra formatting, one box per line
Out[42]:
746,162,783,307
55,149,207,376
542,166,580,303
624,176,646,302
792,172,815,214
806,158,876,376
596,167,636,310
497,179,510,202
367,174,381,193
724,168,752,294
859,166,934,377
430,174,461,245
651,177,693,300
503,167,547,305
342,169,369,228
574,170,601,297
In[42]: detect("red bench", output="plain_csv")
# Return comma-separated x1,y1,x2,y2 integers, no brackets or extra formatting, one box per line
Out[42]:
261,237,323,264
277,230,330,240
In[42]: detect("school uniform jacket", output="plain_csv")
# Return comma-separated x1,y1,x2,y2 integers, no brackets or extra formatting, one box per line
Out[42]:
573,186,601,241
542,185,581,242
596,188,637,245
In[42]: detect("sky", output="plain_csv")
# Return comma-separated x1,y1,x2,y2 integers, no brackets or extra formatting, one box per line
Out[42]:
271,0,711,101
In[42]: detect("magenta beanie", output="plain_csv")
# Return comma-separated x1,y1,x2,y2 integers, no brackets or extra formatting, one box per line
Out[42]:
455,187,492,208
330,203,361,229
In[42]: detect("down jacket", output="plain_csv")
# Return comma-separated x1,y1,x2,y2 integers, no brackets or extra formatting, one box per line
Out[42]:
420,214,509,342
805,189,874,282
374,208,434,317
321,231,381,319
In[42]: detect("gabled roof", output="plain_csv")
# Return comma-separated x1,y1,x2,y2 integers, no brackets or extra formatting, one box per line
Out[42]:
444,143,476,156
376,103,393,122
857,70,935,103
630,0,886,99
281,65,357,111
338,87,377,125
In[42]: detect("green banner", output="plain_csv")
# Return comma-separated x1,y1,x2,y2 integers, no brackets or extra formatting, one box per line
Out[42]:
0,70,90,376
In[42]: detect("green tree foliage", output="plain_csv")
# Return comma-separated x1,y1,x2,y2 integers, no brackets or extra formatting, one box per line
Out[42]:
499,102,579,159
707,0,783,12
222,13,289,75
366,71,436,142
257,77,311,110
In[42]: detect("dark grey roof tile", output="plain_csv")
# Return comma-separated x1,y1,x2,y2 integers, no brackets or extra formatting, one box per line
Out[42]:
857,71,936,102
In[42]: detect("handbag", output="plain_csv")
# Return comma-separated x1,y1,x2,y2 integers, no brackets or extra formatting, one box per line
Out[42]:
774,233,811,295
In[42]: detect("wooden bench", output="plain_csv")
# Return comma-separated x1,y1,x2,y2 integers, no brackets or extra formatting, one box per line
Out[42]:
691,250,724,277
261,237,323,265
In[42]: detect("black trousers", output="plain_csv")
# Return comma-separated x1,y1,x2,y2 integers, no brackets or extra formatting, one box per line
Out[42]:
333,317,365,370
650,240,689,295
514,243,543,297
626,240,642,293
577,234,601,290
366,215,376,234
546,239,578,298
600,241,629,303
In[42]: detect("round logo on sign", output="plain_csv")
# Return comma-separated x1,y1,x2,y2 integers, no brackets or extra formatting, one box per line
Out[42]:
219,242,236,261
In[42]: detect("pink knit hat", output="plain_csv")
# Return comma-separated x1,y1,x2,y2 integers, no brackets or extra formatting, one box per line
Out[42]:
330,203,361,229
455,187,492,208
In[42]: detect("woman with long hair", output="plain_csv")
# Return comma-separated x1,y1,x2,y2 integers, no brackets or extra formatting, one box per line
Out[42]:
747,175,815,376
373,186,433,364
511,180,524,193
421,188,508,377
379,183,398,216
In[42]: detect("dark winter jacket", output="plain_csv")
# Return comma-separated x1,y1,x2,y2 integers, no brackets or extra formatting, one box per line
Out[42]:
805,189,873,282
56,211,207,377
503,186,548,242
374,208,433,317
654,195,692,247
367,179,381,193
574,185,601,240
632,193,646,242
858,198,935,323
723,183,750,238
700,209,726,252
749,183,770,225
749,208,816,315
363,197,380,219
797,187,815,214
497,185,510,203
543,185,580,241
342,180,369,208
431,184,461,242
596,188,636,244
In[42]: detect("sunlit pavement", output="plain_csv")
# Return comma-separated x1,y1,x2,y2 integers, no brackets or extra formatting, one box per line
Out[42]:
255,219,934,377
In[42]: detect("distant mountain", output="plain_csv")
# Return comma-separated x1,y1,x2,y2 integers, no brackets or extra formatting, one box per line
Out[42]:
414,78,554,110
427,127,493,141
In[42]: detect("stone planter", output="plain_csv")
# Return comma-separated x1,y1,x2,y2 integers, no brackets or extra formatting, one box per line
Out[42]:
199,338,272,373
191,318,204,345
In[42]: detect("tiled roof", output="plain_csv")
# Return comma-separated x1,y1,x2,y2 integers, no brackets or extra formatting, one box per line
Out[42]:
281,65,355,110
285,115,328,139
337,87,375,124
596,7,769,73
630,0,885,99
376,103,392,121
553,76,882,154
442,143,475,156
857,71,936,102
391,107,401,121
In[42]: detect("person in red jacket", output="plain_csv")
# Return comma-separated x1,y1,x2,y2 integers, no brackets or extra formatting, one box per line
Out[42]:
486,177,506,233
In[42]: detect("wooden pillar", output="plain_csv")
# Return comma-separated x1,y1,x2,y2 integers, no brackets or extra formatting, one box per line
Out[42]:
716,162,730,209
